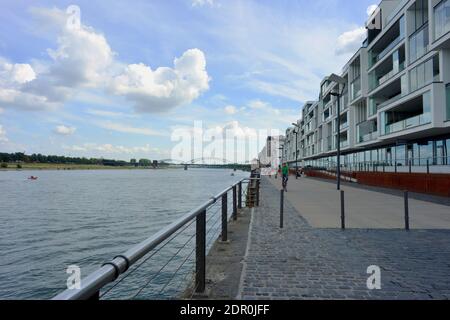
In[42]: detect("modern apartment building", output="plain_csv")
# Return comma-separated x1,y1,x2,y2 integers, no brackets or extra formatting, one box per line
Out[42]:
284,0,450,173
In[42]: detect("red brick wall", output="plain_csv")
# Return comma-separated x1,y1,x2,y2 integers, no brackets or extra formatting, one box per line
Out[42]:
355,172,450,197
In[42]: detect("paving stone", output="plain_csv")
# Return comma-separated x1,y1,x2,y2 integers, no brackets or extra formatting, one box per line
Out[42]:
238,178,450,300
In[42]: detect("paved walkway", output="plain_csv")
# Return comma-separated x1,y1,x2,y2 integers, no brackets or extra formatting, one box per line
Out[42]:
268,176,450,229
238,178,450,300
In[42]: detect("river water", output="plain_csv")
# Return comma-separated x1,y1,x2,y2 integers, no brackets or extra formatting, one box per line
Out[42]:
0,168,248,300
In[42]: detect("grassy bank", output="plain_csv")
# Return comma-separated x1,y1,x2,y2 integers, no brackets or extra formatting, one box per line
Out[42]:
0,163,167,171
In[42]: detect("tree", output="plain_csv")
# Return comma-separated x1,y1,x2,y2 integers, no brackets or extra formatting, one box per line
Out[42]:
139,159,152,167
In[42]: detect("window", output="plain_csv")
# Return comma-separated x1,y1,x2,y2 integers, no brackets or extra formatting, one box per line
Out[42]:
410,55,439,91
411,0,429,33
409,24,429,62
446,84,450,120
434,0,450,40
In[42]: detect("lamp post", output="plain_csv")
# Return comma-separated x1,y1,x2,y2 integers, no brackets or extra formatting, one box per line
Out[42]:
328,73,346,191
292,123,300,179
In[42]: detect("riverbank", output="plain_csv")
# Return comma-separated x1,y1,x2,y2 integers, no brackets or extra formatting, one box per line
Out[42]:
0,163,170,171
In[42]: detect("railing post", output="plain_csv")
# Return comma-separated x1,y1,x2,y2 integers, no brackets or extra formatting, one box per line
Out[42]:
280,189,284,229
195,210,206,293
256,180,260,207
232,185,237,221
238,182,242,209
88,291,100,300
340,190,345,230
404,191,410,231
383,162,385,173
221,193,228,242
427,160,430,174
409,160,412,174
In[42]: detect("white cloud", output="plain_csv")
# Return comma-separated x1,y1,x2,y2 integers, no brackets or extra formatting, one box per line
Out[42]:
0,125,7,142
335,5,378,56
63,143,163,155
85,108,136,118
192,0,215,7
224,105,237,115
335,27,366,56
110,49,210,113
95,121,163,136
54,125,76,136
0,7,209,114
367,4,379,17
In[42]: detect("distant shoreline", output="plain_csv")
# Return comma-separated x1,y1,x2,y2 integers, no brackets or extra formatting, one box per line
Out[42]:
0,163,174,171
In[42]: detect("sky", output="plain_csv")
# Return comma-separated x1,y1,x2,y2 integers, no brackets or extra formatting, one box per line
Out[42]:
0,0,378,162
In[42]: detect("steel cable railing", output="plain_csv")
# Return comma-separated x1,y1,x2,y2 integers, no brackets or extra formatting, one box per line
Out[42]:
103,201,223,299
52,177,259,300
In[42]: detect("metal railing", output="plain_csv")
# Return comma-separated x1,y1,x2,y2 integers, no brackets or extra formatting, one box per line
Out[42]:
312,156,450,175
52,176,260,300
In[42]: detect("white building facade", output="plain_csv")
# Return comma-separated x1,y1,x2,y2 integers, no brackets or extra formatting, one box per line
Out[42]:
285,0,450,173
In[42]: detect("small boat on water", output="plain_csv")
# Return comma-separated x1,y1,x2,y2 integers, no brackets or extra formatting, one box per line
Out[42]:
28,176,38,180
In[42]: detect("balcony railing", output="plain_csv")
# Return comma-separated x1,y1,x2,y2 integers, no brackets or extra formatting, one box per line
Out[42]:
370,62,405,91
384,113,431,135
350,76,361,101
358,131,379,143
370,35,404,68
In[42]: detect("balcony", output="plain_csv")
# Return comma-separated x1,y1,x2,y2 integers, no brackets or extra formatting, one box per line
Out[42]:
369,46,405,92
385,113,430,134
350,76,361,101
381,91,432,135
369,15,405,68
409,24,429,63
357,120,378,143
368,75,407,113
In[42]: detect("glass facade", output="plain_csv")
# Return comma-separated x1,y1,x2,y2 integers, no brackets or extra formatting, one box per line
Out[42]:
446,84,450,120
409,24,429,62
434,0,450,40
304,136,450,168
409,55,440,92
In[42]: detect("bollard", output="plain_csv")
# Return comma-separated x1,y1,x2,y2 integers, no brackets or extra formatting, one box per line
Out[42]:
221,193,228,242
238,182,242,209
195,210,206,293
280,189,284,229
233,185,237,221
340,190,345,230
404,191,410,231
256,180,260,207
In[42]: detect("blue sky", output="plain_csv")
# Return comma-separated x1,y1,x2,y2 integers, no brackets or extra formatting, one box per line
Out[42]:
0,0,377,161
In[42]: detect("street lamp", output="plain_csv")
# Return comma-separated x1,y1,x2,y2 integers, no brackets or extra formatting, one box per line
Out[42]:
292,123,300,179
328,73,346,191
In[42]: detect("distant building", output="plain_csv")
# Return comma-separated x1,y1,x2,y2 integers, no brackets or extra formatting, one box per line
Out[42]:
258,136,285,170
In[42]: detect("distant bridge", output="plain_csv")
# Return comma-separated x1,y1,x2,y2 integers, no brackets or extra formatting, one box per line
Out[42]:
160,157,251,166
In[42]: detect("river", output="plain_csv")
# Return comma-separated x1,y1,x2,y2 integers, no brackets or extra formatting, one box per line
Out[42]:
0,168,248,300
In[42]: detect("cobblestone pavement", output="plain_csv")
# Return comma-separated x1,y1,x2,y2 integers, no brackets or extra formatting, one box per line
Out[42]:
238,178,450,300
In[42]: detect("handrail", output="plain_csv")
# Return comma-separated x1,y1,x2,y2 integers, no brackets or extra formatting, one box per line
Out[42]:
52,177,259,300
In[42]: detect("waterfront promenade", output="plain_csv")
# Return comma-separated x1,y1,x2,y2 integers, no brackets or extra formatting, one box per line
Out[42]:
268,176,450,229
237,177,450,300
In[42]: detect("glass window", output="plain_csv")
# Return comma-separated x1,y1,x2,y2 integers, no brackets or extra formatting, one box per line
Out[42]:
446,84,450,120
423,91,432,123
434,0,450,40
395,145,406,166
418,141,434,165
